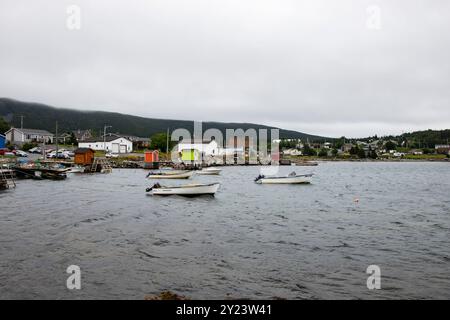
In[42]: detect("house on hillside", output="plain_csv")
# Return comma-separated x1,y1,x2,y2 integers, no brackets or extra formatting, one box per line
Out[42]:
5,128,54,145
282,148,302,156
435,145,450,155
73,129,92,142
342,143,354,153
78,136,133,153
123,135,151,149
58,132,73,144
409,149,423,155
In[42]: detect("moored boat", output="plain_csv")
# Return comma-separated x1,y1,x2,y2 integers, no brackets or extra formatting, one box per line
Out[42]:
14,165,70,180
196,167,222,175
67,165,85,173
296,161,319,166
254,172,313,184
146,170,194,179
146,182,220,196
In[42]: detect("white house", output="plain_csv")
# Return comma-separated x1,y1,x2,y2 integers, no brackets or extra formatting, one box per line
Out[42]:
177,139,219,157
78,136,133,153
435,144,450,155
5,128,54,144
282,148,302,156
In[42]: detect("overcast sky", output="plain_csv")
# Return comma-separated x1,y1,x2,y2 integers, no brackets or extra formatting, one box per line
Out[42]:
1,0,449,138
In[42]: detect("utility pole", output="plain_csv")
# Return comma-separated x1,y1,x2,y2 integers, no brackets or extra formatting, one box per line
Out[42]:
166,127,170,160
20,115,24,130
55,121,58,156
43,135,46,159
104,125,112,154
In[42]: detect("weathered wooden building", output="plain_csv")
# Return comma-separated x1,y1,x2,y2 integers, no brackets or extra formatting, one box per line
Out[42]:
74,148,95,165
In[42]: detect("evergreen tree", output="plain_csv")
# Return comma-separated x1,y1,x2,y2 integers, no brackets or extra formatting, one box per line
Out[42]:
0,117,10,134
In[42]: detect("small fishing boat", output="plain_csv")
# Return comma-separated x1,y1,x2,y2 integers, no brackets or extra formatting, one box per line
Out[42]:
146,170,194,179
296,161,319,167
146,183,220,196
67,165,85,173
254,171,313,184
14,165,70,180
196,167,222,175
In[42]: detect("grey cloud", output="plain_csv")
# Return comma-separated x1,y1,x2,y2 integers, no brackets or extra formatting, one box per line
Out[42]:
1,0,449,137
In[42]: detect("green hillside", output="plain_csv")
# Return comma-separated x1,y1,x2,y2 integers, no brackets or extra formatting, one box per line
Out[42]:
0,98,327,141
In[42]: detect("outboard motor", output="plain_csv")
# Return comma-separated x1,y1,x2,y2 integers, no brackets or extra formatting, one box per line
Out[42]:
254,174,264,182
146,183,161,192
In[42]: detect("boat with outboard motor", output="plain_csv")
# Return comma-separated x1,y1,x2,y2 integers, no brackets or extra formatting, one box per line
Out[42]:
254,171,313,184
196,167,222,175
146,170,194,179
146,182,220,196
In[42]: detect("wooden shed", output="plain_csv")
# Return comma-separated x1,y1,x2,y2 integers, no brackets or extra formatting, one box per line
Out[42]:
144,150,159,169
181,149,201,162
144,150,159,163
74,148,95,165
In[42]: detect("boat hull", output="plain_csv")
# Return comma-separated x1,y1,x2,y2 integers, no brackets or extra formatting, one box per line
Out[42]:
147,171,194,179
150,183,220,195
67,166,85,173
256,176,312,184
196,168,222,175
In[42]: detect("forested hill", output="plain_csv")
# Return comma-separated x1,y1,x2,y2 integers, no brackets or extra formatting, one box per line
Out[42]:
0,98,327,140
399,129,450,148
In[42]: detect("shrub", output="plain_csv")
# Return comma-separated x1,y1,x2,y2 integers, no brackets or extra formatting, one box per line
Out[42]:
21,142,37,151
318,149,328,157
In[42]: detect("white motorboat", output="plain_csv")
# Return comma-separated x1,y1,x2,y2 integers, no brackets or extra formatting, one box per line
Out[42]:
196,167,222,175
146,170,194,179
146,183,220,196
67,165,85,173
254,172,313,184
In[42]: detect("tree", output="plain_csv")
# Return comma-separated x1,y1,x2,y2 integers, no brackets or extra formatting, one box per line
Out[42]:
303,144,316,156
357,148,367,159
22,142,37,151
318,149,328,157
349,146,359,155
0,117,10,134
334,137,346,149
385,141,396,151
368,149,378,159
67,132,77,145
332,148,339,157
149,132,175,151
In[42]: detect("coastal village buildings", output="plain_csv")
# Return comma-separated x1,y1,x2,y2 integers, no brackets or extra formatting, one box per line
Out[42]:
73,129,92,142
435,145,450,155
282,148,302,156
4,128,54,145
78,136,133,153
102,133,150,150
58,132,72,144
122,135,151,149
342,144,354,153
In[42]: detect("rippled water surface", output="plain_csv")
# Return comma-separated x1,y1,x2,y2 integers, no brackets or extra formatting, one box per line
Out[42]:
1,162,449,299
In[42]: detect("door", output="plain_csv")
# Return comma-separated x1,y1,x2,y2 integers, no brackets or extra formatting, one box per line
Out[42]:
112,143,119,153
120,145,127,153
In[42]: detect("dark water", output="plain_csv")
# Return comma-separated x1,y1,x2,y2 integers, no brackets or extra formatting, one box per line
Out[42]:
1,162,449,299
